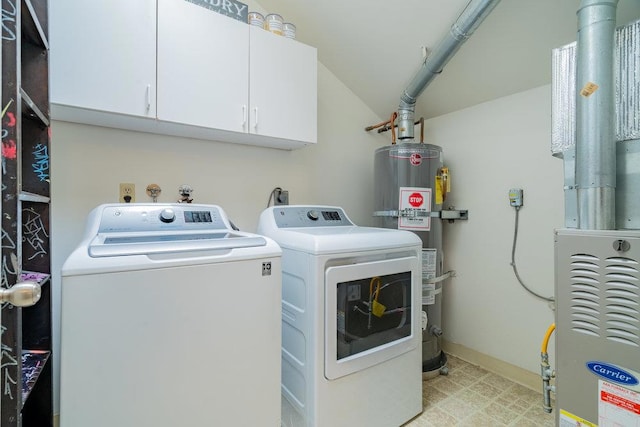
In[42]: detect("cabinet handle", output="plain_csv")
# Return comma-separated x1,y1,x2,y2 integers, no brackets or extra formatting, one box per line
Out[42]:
253,107,259,129
242,105,247,127
146,84,151,111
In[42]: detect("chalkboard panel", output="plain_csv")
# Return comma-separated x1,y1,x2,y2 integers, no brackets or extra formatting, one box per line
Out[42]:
21,202,50,274
21,123,50,196
21,352,53,427
3,0,52,424
22,276,51,350
21,39,49,117
2,1,23,421
23,0,49,46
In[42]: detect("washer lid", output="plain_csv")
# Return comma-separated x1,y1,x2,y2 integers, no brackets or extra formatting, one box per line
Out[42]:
89,231,267,257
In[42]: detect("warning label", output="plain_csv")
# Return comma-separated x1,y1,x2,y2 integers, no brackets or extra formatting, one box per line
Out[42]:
559,409,596,427
398,187,431,231
599,380,640,426
422,248,437,305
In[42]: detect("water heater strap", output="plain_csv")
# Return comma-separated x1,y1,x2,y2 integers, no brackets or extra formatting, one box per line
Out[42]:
373,209,440,218
424,270,455,284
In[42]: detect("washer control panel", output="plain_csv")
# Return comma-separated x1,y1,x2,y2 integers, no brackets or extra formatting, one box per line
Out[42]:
273,206,353,228
159,208,177,223
97,204,228,233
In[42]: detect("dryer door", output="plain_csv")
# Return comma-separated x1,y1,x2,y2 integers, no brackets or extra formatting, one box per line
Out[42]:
325,256,420,380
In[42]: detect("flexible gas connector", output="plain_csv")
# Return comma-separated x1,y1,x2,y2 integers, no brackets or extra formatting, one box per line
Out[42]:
540,323,556,413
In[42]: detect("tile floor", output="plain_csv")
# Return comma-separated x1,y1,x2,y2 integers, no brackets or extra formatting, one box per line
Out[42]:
404,354,556,426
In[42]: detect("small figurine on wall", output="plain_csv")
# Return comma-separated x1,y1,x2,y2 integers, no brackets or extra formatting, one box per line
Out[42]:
178,184,194,203
146,184,162,203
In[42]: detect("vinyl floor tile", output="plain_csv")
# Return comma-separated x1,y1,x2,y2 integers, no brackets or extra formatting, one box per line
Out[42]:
404,354,556,427
282,353,555,426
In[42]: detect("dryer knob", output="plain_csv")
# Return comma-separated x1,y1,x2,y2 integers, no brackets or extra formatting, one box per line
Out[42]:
307,210,319,221
160,208,176,223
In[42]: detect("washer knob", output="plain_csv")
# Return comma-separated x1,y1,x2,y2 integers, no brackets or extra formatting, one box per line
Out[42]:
307,210,319,221
160,208,176,223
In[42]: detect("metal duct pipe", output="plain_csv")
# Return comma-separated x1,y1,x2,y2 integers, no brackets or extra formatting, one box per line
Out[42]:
576,0,618,230
397,0,501,140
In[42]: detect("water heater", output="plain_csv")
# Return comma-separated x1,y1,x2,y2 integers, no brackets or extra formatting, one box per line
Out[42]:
374,143,448,374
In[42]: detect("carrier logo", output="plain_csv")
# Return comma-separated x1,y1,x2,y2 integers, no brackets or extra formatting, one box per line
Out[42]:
262,262,272,276
586,362,639,386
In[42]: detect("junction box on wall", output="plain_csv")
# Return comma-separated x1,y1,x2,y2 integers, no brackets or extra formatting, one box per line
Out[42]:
275,189,289,205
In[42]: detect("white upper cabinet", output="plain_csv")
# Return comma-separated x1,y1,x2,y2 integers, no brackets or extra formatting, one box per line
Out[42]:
50,0,157,118
157,0,249,133
49,0,317,149
249,26,317,144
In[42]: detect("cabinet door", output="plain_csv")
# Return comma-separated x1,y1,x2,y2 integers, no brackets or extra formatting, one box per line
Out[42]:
49,0,157,117
249,27,317,144
157,0,249,133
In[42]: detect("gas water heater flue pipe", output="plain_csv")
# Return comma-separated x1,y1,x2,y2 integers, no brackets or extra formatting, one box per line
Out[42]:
575,0,618,230
397,0,502,141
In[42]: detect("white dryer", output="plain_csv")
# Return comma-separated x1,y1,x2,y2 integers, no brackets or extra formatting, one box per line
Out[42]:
257,205,423,427
60,204,282,427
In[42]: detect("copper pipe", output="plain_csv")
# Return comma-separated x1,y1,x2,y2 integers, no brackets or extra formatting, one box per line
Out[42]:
390,112,398,144
375,119,425,135
364,118,392,132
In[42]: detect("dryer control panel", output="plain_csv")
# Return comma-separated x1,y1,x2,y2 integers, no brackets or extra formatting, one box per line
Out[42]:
272,206,354,228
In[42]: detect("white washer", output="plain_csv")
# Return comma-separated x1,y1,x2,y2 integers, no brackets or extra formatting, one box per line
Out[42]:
60,204,282,427
257,205,423,427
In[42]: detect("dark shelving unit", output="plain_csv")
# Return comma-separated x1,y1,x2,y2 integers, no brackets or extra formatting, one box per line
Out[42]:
1,0,52,425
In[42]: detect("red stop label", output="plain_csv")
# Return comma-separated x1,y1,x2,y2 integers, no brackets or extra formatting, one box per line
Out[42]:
408,193,423,207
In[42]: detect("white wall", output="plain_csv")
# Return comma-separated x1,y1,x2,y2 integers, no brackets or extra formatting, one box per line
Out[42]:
49,18,565,413
51,80,563,414
50,62,389,414
425,84,562,374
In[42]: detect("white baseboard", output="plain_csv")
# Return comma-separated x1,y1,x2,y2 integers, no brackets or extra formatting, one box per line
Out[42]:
442,340,542,392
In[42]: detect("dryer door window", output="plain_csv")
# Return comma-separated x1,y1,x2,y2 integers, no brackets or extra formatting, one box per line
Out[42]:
325,256,419,380
336,271,411,360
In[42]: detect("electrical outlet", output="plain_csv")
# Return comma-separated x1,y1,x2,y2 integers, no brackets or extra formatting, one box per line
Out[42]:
120,183,135,203
275,189,289,205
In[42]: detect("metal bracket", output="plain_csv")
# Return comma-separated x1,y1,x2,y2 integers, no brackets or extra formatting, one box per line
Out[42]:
373,209,437,218
441,209,469,222
373,208,469,223
424,270,456,284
